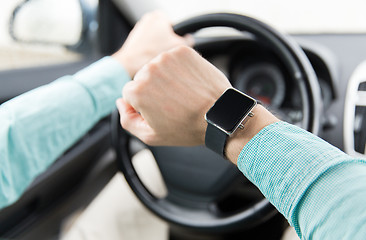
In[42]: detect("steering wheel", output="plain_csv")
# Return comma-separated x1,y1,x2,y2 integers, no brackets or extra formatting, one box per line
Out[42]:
112,13,322,233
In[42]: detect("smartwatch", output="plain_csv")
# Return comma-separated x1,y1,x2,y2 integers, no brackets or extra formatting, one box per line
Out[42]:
204,88,257,157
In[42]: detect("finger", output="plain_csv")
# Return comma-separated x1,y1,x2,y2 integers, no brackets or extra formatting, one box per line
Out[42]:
116,98,141,128
115,98,153,141
183,34,195,47
122,81,141,108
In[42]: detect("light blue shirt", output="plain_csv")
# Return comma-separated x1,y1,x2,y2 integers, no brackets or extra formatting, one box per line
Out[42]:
0,56,365,239
0,57,130,209
238,121,366,239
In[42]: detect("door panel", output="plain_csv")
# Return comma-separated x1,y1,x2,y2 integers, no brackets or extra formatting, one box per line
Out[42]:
0,60,118,238
0,60,94,104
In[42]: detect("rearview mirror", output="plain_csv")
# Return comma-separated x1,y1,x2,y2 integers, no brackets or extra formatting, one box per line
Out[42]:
9,0,86,47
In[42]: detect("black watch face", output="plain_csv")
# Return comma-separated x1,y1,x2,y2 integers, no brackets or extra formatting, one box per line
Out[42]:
206,88,256,133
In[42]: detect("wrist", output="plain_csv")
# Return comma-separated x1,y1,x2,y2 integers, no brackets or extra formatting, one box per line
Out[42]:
204,88,259,158
111,51,137,78
225,104,279,164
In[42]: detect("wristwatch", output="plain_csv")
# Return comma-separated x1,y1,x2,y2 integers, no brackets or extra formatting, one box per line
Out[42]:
204,88,257,157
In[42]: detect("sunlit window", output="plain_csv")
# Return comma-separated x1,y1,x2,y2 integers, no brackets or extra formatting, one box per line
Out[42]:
0,0,82,71
126,0,366,34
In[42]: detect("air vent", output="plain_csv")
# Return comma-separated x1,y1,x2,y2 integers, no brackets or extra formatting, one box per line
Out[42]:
344,61,366,158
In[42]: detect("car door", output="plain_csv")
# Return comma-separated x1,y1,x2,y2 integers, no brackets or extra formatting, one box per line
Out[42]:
0,0,131,239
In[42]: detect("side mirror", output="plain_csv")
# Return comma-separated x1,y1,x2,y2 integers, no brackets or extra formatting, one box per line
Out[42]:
9,0,97,52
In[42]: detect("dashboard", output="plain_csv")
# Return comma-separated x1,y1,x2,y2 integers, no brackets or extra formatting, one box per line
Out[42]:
195,34,366,157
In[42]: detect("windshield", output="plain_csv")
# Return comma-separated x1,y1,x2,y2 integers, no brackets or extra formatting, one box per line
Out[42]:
123,0,366,34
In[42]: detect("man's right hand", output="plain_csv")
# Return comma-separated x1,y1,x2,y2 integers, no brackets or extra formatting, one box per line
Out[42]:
116,46,231,146
116,46,278,164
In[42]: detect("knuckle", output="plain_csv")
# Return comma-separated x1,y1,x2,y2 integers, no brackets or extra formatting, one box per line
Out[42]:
159,51,171,62
122,81,133,97
142,135,155,146
145,61,160,75
141,61,162,82
132,83,143,96
172,45,192,56
122,83,145,109
141,131,159,146
150,52,170,68
162,46,195,63
123,81,142,98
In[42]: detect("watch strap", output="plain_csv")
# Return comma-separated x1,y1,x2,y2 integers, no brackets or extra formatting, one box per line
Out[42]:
205,123,228,157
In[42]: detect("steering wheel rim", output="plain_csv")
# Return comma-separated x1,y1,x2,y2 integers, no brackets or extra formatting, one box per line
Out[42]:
112,13,322,233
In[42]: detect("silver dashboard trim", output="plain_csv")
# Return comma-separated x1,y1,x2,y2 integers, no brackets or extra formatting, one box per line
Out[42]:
344,60,366,158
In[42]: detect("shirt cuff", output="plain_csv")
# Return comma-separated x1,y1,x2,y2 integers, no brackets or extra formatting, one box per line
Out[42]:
72,56,131,117
236,121,353,227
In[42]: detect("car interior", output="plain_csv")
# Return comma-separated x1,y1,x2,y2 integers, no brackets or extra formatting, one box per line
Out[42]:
0,0,366,239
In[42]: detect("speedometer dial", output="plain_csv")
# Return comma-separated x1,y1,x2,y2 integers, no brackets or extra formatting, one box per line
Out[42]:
234,63,286,108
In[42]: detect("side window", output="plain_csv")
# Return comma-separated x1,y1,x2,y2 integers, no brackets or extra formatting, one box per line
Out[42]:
0,0,88,71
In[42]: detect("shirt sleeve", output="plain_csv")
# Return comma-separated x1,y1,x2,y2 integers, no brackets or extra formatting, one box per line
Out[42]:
237,121,366,239
0,57,130,209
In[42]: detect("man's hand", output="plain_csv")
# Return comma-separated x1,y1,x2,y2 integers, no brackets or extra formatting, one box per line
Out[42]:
117,46,279,163
112,11,193,77
116,46,231,146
